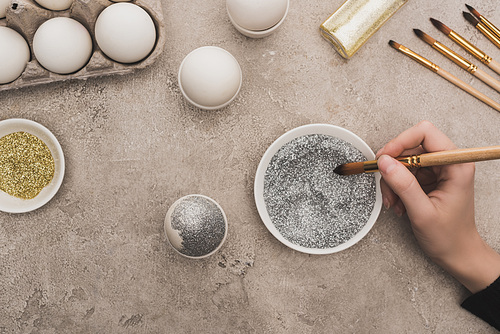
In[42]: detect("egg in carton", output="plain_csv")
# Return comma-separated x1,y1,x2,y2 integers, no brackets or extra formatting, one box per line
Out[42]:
0,0,165,91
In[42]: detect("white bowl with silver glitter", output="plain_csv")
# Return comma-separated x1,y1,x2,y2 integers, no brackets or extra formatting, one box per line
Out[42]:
0,118,65,214
254,124,382,255
164,194,228,259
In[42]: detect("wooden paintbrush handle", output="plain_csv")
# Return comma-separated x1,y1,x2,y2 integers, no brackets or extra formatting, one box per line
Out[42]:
437,68,500,112
475,68,500,93
488,59,500,76
419,146,500,167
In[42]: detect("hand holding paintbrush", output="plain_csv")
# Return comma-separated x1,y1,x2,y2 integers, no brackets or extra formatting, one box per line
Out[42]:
372,121,500,298
335,146,500,175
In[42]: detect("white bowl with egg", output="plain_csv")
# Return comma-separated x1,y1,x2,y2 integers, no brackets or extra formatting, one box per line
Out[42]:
254,124,382,255
0,119,65,213
226,0,289,38
178,46,242,110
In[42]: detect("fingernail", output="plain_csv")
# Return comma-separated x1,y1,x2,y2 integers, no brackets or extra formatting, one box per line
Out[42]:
383,197,390,210
394,205,403,217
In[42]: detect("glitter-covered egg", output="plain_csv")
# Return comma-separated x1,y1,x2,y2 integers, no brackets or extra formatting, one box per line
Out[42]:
164,195,228,259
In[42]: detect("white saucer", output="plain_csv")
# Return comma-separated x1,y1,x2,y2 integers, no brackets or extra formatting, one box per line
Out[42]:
0,118,65,213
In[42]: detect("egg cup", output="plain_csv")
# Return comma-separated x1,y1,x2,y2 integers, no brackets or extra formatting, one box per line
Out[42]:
226,0,289,39
178,46,242,110
0,118,65,213
164,194,228,259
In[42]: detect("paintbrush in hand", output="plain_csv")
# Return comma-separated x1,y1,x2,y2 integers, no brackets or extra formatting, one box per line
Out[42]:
466,4,500,41
334,146,500,176
414,29,500,92
389,40,500,112
430,18,500,75
463,11,500,49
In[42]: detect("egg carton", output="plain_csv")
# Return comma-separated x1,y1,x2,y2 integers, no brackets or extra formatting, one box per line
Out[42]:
0,0,165,91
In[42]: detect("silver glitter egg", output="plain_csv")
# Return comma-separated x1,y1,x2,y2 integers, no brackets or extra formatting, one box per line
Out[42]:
164,194,228,259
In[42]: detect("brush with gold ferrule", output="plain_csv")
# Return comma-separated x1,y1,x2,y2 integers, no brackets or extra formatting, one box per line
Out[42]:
463,11,500,49
430,18,500,75
466,4,500,41
334,146,500,176
388,40,500,112
414,29,500,93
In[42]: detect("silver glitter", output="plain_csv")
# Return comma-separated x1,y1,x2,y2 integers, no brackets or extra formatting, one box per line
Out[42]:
263,134,376,249
170,196,226,257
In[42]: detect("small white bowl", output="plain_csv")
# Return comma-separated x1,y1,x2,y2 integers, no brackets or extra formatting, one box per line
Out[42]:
178,46,242,110
254,124,382,255
0,119,65,213
226,0,289,39
164,194,228,259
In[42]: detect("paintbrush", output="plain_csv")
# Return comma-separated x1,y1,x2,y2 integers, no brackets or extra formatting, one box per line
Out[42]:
388,40,500,112
466,4,500,40
463,11,500,49
334,146,500,176
430,18,500,75
414,29,500,92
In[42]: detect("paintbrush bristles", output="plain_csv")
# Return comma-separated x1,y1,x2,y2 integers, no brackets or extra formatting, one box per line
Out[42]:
463,11,480,26
430,18,452,35
334,162,365,176
388,40,400,49
466,4,481,19
414,29,436,45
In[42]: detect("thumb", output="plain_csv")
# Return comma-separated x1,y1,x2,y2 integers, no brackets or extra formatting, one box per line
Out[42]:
377,155,433,218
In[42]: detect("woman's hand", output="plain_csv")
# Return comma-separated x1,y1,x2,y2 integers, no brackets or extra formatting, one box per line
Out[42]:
377,120,500,293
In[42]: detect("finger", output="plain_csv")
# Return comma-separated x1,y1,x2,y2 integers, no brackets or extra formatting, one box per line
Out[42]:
378,146,425,159
400,146,426,157
377,155,435,218
378,121,456,158
393,198,406,217
380,178,399,209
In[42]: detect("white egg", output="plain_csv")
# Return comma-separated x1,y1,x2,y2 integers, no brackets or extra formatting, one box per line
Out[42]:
95,3,156,64
33,17,92,74
226,0,288,31
0,0,10,18
178,46,242,110
33,0,73,11
164,195,228,259
0,27,30,84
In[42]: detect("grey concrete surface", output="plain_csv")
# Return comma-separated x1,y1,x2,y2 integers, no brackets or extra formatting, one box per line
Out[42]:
1,0,500,333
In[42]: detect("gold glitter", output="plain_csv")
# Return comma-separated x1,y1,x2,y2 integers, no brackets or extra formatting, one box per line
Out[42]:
320,0,409,58
0,132,55,200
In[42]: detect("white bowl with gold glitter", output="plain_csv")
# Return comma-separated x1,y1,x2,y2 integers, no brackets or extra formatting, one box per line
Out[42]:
254,124,382,255
0,119,64,213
